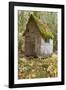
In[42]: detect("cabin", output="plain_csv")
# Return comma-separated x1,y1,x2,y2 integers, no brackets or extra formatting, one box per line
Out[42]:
23,14,54,58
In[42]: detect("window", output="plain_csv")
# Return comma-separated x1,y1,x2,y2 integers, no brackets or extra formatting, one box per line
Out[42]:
45,38,49,42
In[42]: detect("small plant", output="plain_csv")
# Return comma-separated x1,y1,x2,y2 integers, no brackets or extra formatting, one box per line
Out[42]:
18,54,58,79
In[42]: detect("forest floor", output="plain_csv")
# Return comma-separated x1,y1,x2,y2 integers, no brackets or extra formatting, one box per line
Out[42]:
18,54,58,79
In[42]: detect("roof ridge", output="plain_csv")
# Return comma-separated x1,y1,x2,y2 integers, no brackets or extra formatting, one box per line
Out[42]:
30,14,54,39
23,14,54,39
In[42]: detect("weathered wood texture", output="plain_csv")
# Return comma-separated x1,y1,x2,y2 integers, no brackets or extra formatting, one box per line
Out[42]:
24,15,53,57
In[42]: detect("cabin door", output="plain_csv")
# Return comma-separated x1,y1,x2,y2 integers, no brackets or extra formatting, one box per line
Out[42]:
30,40,35,56
25,36,35,57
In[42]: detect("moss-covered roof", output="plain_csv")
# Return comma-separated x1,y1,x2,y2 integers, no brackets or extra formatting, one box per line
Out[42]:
23,14,54,39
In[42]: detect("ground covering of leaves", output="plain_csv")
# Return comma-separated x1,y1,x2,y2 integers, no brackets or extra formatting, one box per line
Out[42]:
18,54,58,79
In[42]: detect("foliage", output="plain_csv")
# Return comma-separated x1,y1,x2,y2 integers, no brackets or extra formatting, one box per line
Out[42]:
18,11,58,79
18,54,58,79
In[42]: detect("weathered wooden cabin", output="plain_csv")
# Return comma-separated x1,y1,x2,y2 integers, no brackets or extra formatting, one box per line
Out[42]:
23,14,54,57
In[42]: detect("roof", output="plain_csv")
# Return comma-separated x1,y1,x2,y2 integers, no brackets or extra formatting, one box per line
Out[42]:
23,14,54,39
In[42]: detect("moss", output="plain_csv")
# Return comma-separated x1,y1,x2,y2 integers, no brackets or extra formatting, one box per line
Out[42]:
23,14,54,39
32,14,54,39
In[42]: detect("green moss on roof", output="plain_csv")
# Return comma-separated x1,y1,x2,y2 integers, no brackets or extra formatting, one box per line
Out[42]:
32,14,54,39
23,14,54,39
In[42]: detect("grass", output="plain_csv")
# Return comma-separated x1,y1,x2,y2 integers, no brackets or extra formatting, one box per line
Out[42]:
18,54,58,79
